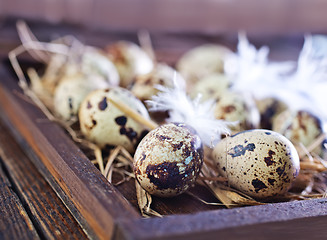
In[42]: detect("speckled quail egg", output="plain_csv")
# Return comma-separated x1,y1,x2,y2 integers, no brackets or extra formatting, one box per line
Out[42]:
256,98,287,130
176,44,232,86
53,73,110,120
106,41,154,88
213,129,300,199
134,123,203,197
131,63,185,101
82,47,120,86
214,91,260,132
42,48,119,95
79,87,150,153
272,110,324,155
190,73,231,101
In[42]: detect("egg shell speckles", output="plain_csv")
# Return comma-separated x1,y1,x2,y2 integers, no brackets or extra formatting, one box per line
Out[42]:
256,98,287,130
131,63,185,101
106,41,154,88
190,73,231,101
79,87,150,153
134,123,203,197
82,47,120,86
54,74,110,120
176,44,232,86
213,129,300,199
273,110,323,155
214,91,260,132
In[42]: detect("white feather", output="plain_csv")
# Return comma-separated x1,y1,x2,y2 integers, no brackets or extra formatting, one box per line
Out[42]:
225,33,295,95
146,76,233,147
226,33,327,132
288,35,327,132
265,35,327,132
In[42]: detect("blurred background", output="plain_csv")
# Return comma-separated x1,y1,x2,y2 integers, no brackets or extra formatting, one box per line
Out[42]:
1,0,327,35
2,0,327,64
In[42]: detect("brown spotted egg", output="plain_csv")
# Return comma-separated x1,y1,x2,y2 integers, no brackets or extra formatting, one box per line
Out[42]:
176,44,232,86
106,41,154,88
190,73,231,101
213,129,300,199
134,123,203,197
272,110,324,155
79,87,150,153
81,47,120,86
53,73,110,121
214,91,260,132
256,98,287,130
131,63,185,101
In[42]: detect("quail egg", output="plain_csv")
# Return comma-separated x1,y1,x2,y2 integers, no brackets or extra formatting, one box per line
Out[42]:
53,73,110,120
81,47,120,86
256,98,287,130
213,129,300,199
134,123,203,197
190,73,231,101
79,87,150,153
214,91,260,132
176,44,232,86
106,41,154,88
272,110,324,155
131,63,185,101
42,48,119,95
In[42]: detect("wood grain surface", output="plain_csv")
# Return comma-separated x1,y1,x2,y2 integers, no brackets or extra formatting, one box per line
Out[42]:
116,198,327,239
0,161,39,240
0,73,140,240
0,120,88,239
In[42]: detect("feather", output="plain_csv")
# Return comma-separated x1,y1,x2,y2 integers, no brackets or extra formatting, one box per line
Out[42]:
146,74,233,147
225,32,295,95
226,33,327,132
287,35,327,132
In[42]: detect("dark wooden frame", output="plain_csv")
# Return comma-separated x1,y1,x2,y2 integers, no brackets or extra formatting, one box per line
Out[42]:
1,17,327,239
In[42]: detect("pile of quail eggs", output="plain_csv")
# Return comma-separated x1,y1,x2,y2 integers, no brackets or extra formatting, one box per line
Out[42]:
134,43,307,200
26,34,327,202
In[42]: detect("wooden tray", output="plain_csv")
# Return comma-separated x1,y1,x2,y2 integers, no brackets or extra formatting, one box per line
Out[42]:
1,19,327,240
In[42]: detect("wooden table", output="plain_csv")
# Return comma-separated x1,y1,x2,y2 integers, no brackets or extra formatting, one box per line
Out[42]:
0,118,88,240
0,18,86,239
